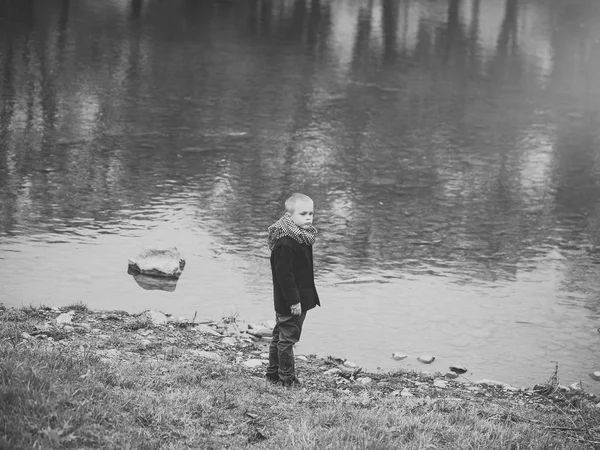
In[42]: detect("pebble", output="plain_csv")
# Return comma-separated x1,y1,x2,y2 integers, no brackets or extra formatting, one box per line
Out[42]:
221,337,238,346
194,324,222,336
144,310,168,325
55,311,75,325
343,360,358,368
569,381,582,391
449,365,467,374
475,379,512,389
417,356,435,364
297,355,308,361
21,332,32,340
400,388,414,397
357,377,372,385
242,359,265,368
391,352,408,361
190,350,222,361
433,379,448,389
444,371,459,379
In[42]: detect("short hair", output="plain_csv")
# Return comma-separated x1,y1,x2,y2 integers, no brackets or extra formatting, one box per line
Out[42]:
285,193,313,213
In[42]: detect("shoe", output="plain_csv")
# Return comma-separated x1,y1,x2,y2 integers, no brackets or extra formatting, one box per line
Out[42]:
265,374,280,385
280,376,302,387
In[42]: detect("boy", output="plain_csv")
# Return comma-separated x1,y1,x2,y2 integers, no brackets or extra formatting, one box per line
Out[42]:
265,193,320,386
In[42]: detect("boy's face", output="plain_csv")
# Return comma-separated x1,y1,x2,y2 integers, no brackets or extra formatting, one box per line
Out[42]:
289,199,314,229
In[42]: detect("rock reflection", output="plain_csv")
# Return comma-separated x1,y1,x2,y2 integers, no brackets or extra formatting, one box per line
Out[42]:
128,270,179,292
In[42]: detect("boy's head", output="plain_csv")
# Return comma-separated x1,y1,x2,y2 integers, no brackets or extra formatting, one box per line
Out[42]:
285,193,314,229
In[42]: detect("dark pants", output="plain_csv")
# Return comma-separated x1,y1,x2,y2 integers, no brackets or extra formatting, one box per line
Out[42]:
266,311,306,382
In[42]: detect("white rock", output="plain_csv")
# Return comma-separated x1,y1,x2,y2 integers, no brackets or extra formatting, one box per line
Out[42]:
596,402,600,409
297,355,308,361
444,371,459,379
260,353,270,358
323,368,342,375
194,324,222,336
358,377,372,385
475,379,512,389
343,360,358,368
243,359,265,368
96,349,120,359
391,352,408,361
417,356,435,364
433,379,448,389
21,332,32,340
128,246,186,278
55,311,75,325
569,381,583,391
143,310,168,325
190,350,222,361
140,339,152,347
221,337,238,346
400,388,414,397
589,371,600,382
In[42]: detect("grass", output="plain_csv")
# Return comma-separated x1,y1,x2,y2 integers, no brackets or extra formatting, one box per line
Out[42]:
1,305,599,449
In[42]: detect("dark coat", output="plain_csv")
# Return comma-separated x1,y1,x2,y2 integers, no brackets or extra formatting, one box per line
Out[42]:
270,236,320,314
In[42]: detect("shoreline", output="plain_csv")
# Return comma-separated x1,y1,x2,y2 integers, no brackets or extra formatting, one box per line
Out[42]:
2,303,600,449
3,302,599,401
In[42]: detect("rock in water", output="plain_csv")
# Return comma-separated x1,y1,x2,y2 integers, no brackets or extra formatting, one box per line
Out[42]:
417,356,435,364
391,352,408,361
589,372,600,382
449,365,468,375
128,247,186,278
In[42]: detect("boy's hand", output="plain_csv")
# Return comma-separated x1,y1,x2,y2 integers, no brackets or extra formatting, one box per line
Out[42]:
291,303,302,315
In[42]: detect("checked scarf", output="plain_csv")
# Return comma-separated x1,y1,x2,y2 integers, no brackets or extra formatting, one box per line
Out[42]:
267,214,317,251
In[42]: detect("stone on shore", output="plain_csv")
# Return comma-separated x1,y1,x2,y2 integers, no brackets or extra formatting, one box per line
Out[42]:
400,388,414,397
391,352,408,361
343,360,358,368
589,371,600,382
194,324,222,336
417,356,435,364
444,371,459,379
433,379,448,389
243,359,266,368
55,311,75,325
475,379,512,389
190,350,222,361
570,381,583,391
449,365,468,375
143,310,168,325
128,246,186,278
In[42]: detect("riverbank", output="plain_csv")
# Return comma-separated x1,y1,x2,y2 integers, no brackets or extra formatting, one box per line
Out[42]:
1,304,599,449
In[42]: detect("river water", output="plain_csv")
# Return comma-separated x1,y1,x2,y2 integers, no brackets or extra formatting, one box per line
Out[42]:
1,0,599,392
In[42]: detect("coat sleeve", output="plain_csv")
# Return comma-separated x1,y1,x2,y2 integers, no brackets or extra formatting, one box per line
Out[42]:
273,242,301,306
